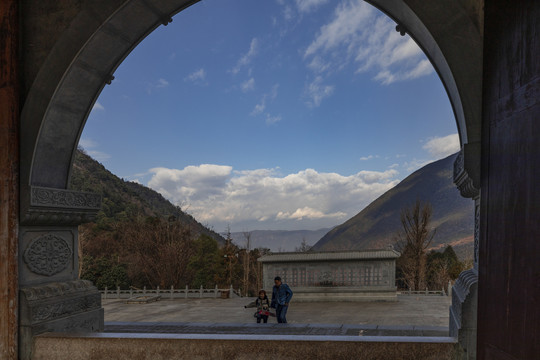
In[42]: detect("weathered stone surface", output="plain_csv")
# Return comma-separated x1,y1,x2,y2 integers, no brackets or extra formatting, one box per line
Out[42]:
19,280,103,360
33,332,458,360
449,269,477,360
260,250,398,302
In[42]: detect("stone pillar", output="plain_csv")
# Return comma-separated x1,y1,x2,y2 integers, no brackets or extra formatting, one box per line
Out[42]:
0,0,19,358
18,186,104,360
450,146,480,360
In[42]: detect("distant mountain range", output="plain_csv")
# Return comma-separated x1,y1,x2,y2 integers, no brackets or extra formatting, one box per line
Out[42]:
230,228,331,252
311,153,474,259
70,149,225,244
70,150,473,259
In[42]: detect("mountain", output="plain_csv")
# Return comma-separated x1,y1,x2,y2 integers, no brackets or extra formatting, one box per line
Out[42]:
230,228,332,252
69,149,225,244
312,153,474,259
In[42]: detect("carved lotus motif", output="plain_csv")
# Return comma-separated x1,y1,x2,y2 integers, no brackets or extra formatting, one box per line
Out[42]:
24,234,72,276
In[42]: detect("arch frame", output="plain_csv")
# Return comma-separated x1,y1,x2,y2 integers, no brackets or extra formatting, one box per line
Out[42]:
16,1,485,359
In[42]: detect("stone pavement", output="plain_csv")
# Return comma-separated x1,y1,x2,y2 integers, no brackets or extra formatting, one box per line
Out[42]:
102,294,451,336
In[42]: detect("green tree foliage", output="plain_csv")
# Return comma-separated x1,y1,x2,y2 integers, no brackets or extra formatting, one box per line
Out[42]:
425,245,466,290
188,235,223,288
81,256,129,290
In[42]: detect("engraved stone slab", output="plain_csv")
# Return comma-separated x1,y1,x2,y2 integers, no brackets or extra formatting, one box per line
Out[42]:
23,234,72,276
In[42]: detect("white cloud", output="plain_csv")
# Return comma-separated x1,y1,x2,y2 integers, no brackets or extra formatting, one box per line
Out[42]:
92,101,105,111
241,78,255,92
79,138,98,149
422,133,460,159
230,38,259,75
295,0,329,13
282,5,294,21
146,165,399,231
250,84,279,116
404,158,434,173
265,113,282,125
251,101,266,116
304,0,433,85
78,138,111,162
87,150,111,162
185,68,207,84
156,78,169,88
147,78,169,93
276,206,345,221
360,155,379,161
305,76,334,107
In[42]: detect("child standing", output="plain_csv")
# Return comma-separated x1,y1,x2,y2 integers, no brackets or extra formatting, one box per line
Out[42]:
244,290,271,323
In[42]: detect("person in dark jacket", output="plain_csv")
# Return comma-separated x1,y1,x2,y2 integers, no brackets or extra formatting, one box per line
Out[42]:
270,276,293,323
245,289,271,323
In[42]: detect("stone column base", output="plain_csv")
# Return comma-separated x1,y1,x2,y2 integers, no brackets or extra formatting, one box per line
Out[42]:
19,280,103,360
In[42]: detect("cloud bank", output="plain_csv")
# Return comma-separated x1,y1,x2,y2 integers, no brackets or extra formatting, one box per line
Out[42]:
303,0,434,85
423,133,460,159
147,165,399,231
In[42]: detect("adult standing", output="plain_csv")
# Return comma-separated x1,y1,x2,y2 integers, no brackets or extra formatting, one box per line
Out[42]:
271,276,293,323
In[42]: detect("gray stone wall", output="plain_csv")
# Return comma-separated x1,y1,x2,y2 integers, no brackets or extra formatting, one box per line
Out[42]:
263,260,395,291
262,257,397,302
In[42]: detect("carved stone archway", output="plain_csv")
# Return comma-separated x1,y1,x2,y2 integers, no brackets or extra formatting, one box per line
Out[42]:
9,1,493,359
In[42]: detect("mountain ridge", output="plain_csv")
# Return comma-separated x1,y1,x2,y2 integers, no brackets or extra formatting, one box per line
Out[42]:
70,149,225,244
312,153,474,259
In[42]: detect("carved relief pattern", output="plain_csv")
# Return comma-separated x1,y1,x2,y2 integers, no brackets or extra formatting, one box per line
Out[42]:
23,234,72,276
31,187,101,209
21,280,95,301
22,209,97,226
31,294,101,322
474,202,480,268
453,149,479,199
453,150,464,180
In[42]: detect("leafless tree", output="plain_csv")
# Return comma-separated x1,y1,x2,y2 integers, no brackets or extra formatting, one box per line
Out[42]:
395,200,436,290
121,216,195,288
295,237,311,252
242,231,252,295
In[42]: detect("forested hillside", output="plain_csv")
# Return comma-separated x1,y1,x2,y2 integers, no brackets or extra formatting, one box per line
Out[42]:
69,149,232,290
312,153,474,259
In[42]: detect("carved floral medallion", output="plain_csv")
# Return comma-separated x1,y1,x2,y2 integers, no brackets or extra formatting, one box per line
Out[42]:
23,234,72,276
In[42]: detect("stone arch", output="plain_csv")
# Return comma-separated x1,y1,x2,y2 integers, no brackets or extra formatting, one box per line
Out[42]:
21,0,483,192
15,1,486,358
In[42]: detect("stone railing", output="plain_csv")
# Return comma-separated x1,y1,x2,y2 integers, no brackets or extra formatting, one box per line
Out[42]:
100,285,241,300
398,288,449,296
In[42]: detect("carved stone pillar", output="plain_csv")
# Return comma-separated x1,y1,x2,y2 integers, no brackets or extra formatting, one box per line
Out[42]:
450,146,480,360
18,186,103,360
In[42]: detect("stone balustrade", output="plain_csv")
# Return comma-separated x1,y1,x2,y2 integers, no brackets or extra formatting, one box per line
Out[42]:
100,285,241,300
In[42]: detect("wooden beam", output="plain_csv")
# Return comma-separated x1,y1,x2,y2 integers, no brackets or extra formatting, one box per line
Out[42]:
0,0,19,358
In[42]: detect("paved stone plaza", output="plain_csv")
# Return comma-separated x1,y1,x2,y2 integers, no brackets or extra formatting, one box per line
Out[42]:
102,295,451,329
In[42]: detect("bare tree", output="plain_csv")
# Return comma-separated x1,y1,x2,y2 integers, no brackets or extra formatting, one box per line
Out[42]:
395,200,436,290
121,216,195,288
242,231,252,295
295,237,311,252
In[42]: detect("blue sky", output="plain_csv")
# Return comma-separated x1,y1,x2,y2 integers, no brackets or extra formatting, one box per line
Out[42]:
81,0,459,233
